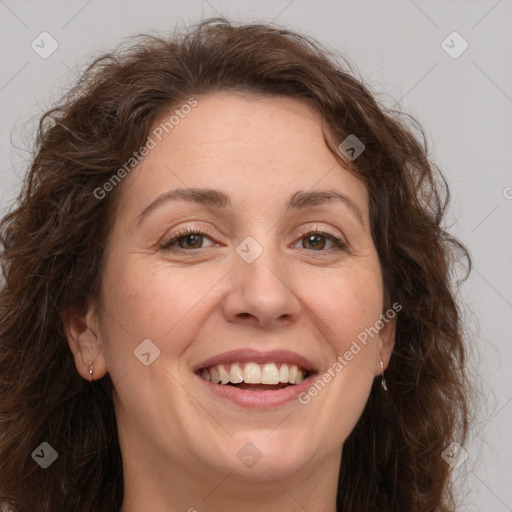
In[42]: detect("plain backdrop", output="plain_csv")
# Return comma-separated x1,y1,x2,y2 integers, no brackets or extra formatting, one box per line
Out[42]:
1,1,511,510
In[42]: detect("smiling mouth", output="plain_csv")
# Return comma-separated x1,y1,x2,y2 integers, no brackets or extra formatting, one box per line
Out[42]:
197,362,312,391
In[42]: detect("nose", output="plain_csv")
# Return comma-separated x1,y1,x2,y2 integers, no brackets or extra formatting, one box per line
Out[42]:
222,241,301,329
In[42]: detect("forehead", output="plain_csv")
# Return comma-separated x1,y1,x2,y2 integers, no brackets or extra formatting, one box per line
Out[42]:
119,92,368,219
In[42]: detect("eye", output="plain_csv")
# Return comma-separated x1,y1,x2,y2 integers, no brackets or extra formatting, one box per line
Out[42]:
294,228,348,252
160,226,217,251
159,225,348,253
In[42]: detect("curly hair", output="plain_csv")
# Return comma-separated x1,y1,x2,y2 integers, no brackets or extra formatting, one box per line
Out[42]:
0,17,472,512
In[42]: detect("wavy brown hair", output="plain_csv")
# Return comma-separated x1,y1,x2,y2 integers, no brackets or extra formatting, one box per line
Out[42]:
0,18,472,512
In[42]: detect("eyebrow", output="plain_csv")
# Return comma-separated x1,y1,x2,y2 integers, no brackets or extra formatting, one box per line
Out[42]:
136,187,364,227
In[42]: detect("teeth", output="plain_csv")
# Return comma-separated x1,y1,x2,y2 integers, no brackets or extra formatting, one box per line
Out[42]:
279,364,289,383
199,362,309,385
261,363,280,385
229,364,244,384
289,364,298,384
210,366,220,383
218,364,230,384
244,362,261,384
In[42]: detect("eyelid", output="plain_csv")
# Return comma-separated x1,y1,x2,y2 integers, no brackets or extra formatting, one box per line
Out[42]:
159,224,220,250
160,223,349,252
292,224,348,252
294,223,343,240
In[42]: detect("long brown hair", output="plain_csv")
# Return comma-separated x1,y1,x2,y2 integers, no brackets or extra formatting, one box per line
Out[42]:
0,18,472,511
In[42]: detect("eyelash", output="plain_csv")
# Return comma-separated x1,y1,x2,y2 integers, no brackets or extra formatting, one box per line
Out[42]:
159,225,348,253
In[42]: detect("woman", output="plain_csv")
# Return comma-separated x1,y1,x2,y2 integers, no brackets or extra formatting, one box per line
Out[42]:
0,18,472,512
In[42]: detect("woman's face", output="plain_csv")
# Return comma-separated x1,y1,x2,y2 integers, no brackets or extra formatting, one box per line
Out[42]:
71,92,394,488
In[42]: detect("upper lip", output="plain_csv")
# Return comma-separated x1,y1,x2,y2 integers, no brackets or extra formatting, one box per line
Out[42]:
193,349,318,373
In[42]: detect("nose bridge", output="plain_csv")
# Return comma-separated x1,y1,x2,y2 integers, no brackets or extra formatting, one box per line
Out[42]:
235,232,291,302
222,232,301,327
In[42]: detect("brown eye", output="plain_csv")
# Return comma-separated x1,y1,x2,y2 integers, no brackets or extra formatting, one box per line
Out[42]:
178,233,204,249
297,231,347,251
160,227,216,251
302,233,327,250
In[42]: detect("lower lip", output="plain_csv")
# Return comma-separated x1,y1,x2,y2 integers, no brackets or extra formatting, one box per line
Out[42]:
196,373,316,408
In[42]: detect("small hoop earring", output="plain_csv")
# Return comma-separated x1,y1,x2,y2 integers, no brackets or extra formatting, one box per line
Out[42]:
380,357,388,391
89,362,93,383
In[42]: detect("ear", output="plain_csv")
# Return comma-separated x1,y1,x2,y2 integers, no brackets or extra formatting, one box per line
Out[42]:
376,313,396,375
61,300,108,381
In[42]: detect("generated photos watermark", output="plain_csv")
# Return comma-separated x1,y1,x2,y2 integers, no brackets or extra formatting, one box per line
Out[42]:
298,302,402,404
93,97,198,200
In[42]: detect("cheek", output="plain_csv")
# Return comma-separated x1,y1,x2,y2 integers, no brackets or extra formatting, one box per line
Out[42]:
304,261,384,352
298,268,382,444
96,262,170,369
97,255,225,373
101,257,203,334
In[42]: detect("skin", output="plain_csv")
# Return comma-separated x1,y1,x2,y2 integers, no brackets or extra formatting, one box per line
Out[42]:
64,92,395,512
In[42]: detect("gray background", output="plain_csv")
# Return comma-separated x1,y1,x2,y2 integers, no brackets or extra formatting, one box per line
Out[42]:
1,0,511,510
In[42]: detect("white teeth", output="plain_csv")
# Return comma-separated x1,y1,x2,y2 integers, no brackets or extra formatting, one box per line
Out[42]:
210,366,221,383
244,362,261,384
279,364,289,383
261,363,280,385
199,362,309,386
289,365,298,384
229,363,244,384
218,364,230,384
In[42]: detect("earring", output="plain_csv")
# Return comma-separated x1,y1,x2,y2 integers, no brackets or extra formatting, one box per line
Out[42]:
89,362,93,383
380,357,388,391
